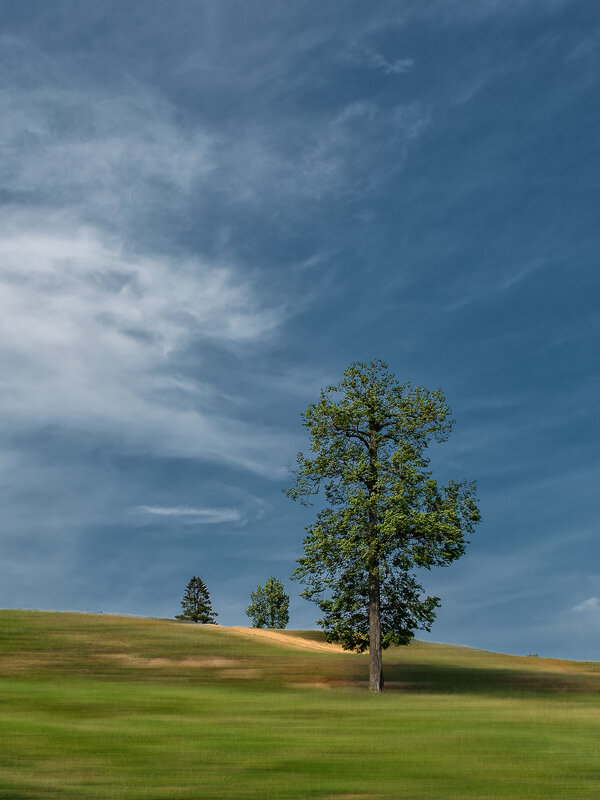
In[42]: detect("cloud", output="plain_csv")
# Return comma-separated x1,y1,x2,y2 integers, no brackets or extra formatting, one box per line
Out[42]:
572,597,600,613
0,24,435,253
0,42,214,233
134,506,243,524
1,29,353,483
0,222,280,347
0,27,432,484
366,51,414,75
0,33,319,230
0,217,295,476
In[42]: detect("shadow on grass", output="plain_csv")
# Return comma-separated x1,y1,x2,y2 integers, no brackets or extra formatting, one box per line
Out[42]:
380,659,600,695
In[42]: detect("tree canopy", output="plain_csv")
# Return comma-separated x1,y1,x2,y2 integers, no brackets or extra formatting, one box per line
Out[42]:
246,577,290,629
286,360,480,691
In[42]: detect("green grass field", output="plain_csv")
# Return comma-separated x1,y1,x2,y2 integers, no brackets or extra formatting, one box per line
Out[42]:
1,611,600,799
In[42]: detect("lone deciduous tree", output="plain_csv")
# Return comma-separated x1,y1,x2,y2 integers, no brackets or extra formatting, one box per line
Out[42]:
246,577,290,629
286,360,480,692
176,576,218,624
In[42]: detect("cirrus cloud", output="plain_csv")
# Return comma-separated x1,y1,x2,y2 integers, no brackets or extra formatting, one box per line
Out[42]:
0,217,293,476
134,505,243,524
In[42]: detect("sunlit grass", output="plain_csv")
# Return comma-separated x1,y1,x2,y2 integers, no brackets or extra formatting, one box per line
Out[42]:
1,611,600,798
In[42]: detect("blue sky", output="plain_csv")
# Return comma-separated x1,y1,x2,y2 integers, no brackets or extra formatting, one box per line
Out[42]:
1,0,599,659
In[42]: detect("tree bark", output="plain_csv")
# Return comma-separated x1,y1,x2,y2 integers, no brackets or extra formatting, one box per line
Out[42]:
368,574,383,692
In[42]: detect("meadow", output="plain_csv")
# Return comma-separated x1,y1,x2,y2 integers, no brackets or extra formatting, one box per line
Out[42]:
1,610,600,799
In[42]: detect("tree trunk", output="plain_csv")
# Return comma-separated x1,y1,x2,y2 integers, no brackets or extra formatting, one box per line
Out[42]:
368,575,383,692
367,422,383,692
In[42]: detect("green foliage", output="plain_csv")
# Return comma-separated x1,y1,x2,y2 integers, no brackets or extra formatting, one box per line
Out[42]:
286,359,480,653
246,577,290,629
176,576,218,624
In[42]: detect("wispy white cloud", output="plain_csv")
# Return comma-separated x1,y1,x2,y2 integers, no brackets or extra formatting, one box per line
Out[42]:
1,24,434,244
0,217,294,476
365,50,414,75
134,505,242,524
444,255,557,312
0,35,293,476
572,597,600,613
1,30,386,484
0,41,215,232
0,26,433,485
0,35,334,229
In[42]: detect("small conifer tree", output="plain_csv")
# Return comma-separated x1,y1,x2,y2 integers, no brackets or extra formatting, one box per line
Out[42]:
246,577,290,629
176,576,218,624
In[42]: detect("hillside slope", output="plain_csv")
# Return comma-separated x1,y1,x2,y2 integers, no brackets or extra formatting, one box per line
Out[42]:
1,609,599,693
2,611,600,799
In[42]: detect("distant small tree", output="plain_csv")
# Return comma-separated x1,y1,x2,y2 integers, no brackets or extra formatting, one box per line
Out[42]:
176,576,218,624
246,577,290,629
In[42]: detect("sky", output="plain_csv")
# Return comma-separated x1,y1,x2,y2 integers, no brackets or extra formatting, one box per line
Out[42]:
1,0,599,660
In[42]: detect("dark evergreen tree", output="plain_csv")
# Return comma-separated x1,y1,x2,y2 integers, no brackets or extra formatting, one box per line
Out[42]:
245,577,290,629
176,576,218,624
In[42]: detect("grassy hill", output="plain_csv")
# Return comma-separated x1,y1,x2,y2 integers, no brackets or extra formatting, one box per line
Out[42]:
1,610,600,798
